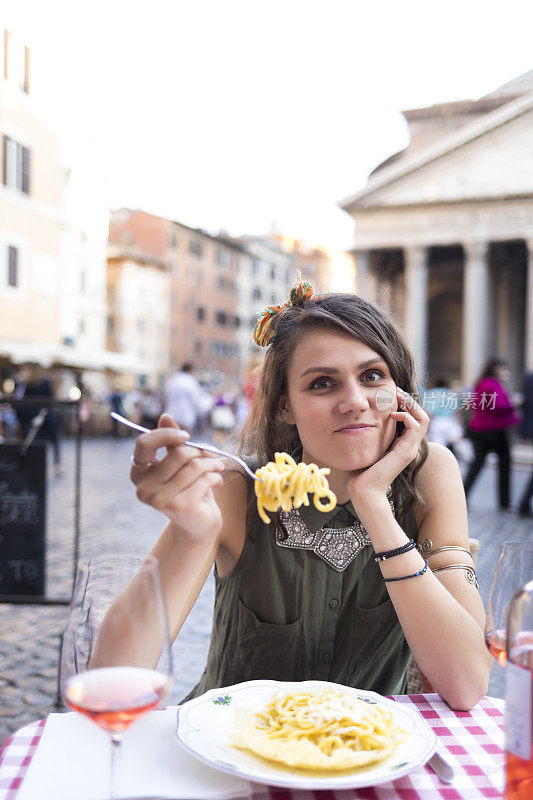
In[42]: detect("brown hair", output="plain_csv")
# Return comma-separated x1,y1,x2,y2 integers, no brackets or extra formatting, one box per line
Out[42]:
474,358,507,387
240,293,428,526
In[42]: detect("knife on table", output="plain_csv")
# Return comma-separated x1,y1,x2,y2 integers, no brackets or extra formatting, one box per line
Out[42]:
427,751,455,783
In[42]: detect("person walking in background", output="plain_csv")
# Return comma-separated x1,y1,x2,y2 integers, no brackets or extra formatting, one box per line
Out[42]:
17,364,62,476
210,391,236,445
139,390,162,430
165,363,204,434
517,370,533,517
463,358,521,509
426,377,463,456
110,387,125,437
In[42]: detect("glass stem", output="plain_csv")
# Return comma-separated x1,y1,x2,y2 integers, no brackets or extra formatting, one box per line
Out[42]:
110,734,122,799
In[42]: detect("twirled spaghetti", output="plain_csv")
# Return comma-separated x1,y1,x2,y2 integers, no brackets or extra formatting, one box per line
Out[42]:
254,453,336,524
231,688,406,770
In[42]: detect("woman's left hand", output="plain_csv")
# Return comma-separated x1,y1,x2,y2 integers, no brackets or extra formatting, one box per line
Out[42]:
348,387,429,505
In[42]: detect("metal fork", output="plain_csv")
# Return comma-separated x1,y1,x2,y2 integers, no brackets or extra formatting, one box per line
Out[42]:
110,412,259,481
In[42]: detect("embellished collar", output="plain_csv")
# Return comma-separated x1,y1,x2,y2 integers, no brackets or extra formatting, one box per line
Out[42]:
297,499,350,534
275,492,395,573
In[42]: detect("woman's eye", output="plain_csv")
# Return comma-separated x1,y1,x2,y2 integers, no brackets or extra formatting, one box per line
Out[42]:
362,370,385,383
309,377,334,390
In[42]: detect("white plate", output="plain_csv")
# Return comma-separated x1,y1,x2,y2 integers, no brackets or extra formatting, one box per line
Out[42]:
176,679,437,790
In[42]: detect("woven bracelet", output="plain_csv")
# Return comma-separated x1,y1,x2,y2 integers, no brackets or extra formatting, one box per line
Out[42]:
383,560,429,582
374,539,416,562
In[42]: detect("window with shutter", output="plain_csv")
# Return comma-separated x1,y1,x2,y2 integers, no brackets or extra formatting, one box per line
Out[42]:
21,146,30,194
8,246,18,287
3,136,16,187
3,137,30,193
2,135,7,185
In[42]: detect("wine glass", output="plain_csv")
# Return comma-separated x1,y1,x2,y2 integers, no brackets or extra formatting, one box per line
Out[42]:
60,555,172,799
485,541,533,666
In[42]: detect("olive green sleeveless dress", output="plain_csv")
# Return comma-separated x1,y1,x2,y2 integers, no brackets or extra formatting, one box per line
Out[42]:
183,477,419,702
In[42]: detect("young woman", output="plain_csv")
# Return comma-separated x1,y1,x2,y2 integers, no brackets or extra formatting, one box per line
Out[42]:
463,358,520,509
129,280,492,710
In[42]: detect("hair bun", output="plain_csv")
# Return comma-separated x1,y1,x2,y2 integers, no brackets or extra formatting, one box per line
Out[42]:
252,271,315,347
289,275,313,306
252,305,282,347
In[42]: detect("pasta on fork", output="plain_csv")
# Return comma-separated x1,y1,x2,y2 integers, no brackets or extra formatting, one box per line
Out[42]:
254,453,337,524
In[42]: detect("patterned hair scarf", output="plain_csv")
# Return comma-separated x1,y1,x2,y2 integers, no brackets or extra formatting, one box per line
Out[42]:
252,270,314,347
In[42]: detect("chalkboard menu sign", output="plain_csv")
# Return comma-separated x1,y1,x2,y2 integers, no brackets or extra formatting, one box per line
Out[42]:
0,443,46,596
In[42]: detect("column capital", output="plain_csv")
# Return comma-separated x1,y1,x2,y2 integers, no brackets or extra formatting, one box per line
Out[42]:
462,241,489,261
403,245,428,267
352,249,372,264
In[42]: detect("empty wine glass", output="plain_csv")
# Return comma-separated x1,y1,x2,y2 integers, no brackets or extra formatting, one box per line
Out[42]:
60,555,172,799
485,541,533,666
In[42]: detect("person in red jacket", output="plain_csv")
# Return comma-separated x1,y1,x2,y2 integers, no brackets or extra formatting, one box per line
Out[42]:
463,358,521,509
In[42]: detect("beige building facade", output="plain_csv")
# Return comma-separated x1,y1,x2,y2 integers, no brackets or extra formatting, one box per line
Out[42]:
0,25,63,359
1,22,123,394
341,72,533,390
107,248,168,391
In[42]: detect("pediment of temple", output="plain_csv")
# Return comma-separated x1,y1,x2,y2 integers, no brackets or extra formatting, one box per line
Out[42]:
342,94,533,211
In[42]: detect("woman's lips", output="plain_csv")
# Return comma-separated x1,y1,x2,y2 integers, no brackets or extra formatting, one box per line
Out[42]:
334,425,377,434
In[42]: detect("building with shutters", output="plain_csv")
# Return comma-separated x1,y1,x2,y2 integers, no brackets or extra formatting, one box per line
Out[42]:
0,25,63,360
0,22,125,394
236,236,295,371
108,210,245,389
107,243,170,391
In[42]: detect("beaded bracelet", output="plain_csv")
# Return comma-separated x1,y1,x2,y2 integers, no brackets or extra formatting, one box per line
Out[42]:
383,560,428,582
374,539,416,562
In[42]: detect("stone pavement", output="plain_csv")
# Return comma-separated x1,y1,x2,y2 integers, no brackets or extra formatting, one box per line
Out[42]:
0,436,531,744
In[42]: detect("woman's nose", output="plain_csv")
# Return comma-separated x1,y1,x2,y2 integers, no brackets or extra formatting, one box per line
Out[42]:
337,381,370,414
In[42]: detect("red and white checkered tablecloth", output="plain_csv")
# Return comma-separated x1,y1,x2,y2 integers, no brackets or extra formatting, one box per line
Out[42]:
0,694,505,800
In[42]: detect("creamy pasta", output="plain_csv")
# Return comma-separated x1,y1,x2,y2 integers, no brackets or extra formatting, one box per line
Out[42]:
231,688,406,770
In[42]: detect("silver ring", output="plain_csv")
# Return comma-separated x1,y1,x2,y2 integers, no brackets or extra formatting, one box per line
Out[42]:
130,455,156,468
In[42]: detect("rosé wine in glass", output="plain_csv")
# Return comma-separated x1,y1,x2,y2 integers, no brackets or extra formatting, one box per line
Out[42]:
485,628,507,666
64,666,169,733
485,542,533,668
60,555,172,799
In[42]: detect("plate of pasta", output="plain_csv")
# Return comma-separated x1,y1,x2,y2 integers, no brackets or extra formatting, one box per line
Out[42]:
176,680,437,790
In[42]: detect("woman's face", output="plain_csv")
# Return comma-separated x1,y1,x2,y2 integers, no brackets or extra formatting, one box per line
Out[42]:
495,364,509,382
281,329,399,473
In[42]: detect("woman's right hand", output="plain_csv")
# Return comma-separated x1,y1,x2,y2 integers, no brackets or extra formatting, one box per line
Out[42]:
130,414,225,541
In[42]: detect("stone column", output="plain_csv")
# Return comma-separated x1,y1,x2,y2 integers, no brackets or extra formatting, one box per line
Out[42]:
354,250,371,300
462,241,490,386
403,246,428,379
526,239,533,370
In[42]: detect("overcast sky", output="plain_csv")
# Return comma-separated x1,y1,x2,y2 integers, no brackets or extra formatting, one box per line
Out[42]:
7,0,533,248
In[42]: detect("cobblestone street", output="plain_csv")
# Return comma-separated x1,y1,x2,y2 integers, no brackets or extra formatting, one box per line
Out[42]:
1,435,531,744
